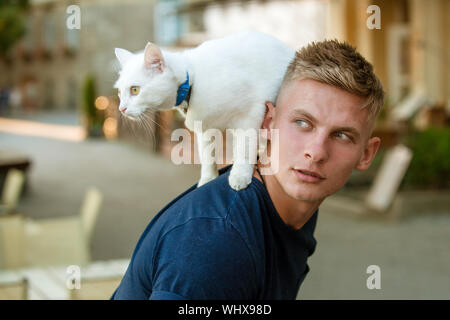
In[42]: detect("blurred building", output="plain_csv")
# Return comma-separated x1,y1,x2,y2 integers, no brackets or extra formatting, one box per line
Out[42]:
157,0,449,154
159,0,448,112
326,0,449,117
0,0,448,147
0,0,158,113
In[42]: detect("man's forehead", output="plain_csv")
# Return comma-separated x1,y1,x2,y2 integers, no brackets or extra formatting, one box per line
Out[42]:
278,79,366,115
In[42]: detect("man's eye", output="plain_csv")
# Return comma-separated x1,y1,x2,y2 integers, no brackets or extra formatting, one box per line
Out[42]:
335,132,352,141
296,120,310,128
130,86,140,95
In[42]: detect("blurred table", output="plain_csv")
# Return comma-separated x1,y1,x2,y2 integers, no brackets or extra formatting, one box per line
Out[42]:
0,214,25,269
0,150,32,195
0,270,27,299
0,259,129,300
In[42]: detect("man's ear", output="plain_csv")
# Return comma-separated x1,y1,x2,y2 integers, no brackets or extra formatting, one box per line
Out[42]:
144,42,165,72
261,101,276,140
355,136,381,171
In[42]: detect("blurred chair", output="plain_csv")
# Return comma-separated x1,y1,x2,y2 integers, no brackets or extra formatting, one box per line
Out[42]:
365,144,413,212
24,187,103,268
0,274,28,300
0,214,25,269
69,276,122,300
0,169,25,215
67,259,128,300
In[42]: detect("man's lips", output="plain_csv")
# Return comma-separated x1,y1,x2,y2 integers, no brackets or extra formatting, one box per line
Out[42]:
293,168,326,182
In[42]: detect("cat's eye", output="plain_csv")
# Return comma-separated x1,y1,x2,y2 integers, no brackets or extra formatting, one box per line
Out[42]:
130,86,140,96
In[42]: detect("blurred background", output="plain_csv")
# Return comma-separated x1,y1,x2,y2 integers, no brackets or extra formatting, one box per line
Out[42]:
0,0,448,300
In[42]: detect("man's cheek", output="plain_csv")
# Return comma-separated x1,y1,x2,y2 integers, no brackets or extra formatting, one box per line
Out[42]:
283,140,302,161
331,164,353,189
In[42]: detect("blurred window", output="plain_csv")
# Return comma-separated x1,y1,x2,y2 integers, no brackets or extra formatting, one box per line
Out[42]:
43,12,57,51
67,78,77,110
64,7,80,52
188,10,205,33
154,0,182,45
44,79,54,109
387,24,410,104
23,18,35,51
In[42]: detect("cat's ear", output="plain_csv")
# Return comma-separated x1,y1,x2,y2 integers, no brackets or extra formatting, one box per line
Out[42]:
144,42,165,72
115,48,133,66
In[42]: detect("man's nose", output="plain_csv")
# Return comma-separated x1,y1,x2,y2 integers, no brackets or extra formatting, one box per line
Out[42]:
303,134,329,163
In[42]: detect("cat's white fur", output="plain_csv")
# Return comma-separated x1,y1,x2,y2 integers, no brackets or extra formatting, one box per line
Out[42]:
114,31,295,190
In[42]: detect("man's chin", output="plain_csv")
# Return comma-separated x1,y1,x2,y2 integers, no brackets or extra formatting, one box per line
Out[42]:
290,192,325,203
283,183,326,203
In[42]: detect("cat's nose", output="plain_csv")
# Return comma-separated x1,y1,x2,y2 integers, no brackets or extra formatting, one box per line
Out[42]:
119,107,127,113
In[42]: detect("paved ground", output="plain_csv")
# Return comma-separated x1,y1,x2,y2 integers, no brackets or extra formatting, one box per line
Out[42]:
1,110,200,262
1,110,449,299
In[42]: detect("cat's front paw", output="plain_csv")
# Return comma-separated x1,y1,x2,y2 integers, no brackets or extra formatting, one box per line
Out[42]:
228,172,253,191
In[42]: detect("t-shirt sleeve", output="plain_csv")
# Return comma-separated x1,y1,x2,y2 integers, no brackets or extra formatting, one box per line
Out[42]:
149,218,259,300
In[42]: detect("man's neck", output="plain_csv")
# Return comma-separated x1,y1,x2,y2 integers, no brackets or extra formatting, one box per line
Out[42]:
253,166,322,230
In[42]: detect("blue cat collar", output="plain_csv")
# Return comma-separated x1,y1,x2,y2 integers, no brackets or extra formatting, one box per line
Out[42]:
175,73,190,106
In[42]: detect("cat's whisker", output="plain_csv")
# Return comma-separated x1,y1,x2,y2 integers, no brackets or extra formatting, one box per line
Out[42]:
137,115,148,138
142,111,170,135
137,114,147,134
118,114,129,134
138,114,152,136
140,115,158,152
141,114,154,135
141,116,157,151
142,110,162,129
139,113,155,139
125,115,140,140
121,114,136,138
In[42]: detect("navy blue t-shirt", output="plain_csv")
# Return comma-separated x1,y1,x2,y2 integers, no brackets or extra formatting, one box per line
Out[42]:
111,166,318,300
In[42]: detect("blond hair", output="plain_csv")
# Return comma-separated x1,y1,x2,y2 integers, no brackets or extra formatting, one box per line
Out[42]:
282,39,384,126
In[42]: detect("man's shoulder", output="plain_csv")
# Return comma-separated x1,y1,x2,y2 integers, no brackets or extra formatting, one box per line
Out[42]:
160,167,265,226
117,168,268,299
132,164,269,250
138,168,267,259
163,169,238,222
158,170,268,258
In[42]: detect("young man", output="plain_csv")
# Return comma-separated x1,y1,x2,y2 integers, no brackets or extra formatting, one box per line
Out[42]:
111,40,384,300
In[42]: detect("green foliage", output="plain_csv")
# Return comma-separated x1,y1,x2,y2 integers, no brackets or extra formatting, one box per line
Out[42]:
83,75,96,117
403,127,450,189
376,96,390,124
0,0,29,56
0,0,29,7
82,74,104,137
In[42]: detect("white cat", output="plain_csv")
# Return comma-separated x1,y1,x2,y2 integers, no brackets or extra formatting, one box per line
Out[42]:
114,31,295,190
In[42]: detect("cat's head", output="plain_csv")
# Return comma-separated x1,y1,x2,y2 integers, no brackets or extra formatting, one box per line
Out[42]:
114,43,178,119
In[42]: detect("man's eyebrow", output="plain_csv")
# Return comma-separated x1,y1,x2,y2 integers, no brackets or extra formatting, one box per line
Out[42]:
290,109,318,122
